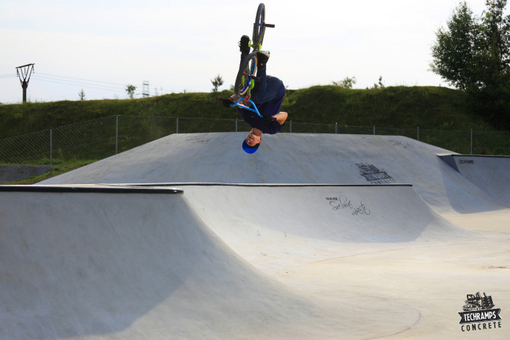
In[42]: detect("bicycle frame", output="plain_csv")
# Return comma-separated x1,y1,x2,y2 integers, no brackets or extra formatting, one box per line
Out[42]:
232,97,262,117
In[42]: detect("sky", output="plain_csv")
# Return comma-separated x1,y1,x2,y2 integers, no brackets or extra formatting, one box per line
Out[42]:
0,0,492,104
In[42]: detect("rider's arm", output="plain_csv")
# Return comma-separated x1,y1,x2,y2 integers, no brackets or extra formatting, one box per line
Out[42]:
274,111,288,125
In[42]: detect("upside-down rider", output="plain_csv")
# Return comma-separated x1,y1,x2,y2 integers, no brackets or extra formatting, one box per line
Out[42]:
223,35,288,154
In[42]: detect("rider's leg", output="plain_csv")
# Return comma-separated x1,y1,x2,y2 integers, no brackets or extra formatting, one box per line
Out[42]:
252,64,267,94
229,35,251,103
252,51,270,95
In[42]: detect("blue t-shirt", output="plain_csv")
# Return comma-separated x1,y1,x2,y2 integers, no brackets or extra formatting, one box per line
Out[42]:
238,82,286,134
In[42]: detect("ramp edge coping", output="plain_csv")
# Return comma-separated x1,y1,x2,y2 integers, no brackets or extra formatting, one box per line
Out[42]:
0,185,183,194
108,182,414,188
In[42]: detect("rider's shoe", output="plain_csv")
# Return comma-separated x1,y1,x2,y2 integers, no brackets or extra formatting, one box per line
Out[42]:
239,35,250,55
257,51,270,69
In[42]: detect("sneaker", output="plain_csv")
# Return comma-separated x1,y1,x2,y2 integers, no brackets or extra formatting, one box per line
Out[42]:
257,50,270,69
239,35,250,54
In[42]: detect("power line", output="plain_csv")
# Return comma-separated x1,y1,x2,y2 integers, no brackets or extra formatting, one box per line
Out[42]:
5,70,160,99
36,72,126,87
0,74,17,79
33,74,125,92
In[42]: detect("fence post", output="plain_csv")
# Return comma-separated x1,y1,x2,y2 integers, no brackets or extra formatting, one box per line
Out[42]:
335,123,337,134
417,127,419,141
373,125,376,135
471,129,473,155
115,115,119,154
176,117,179,134
50,128,53,175
290,121,292,133
235,118,238,132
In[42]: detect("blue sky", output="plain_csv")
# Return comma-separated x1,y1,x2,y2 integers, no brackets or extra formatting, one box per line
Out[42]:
0,0,490,103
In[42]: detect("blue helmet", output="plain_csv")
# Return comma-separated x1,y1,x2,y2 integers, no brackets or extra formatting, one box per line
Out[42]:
242,139,260,154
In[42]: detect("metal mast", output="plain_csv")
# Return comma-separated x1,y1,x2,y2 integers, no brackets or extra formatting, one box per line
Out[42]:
143,81,150,97
16,63,35,103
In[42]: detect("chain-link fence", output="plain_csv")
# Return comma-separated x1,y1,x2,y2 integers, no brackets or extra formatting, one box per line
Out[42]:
1,115,509,183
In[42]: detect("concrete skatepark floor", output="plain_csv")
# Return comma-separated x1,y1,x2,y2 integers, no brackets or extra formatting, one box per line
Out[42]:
1,133,508,339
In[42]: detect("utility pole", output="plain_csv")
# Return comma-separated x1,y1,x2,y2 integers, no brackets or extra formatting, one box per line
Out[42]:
143,81,149,97
16,63,35,103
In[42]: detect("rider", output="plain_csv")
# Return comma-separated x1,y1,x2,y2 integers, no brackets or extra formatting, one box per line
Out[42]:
223,35,288,154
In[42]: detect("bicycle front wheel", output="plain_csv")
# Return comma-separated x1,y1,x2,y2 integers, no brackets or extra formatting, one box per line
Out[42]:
252,3,266,50
234,52,258,96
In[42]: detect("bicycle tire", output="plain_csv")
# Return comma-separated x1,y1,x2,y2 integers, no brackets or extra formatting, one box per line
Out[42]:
234,53,258,96
252,3,266,50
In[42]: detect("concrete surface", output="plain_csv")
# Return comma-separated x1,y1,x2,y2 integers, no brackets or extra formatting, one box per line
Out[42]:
1,133,509,339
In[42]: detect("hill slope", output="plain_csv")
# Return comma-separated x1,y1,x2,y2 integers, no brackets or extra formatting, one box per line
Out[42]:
0,86,497,139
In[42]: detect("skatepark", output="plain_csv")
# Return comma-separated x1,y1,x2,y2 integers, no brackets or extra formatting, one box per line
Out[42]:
1,132,508,339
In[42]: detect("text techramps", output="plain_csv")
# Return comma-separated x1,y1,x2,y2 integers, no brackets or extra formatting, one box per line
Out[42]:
1,133,509,339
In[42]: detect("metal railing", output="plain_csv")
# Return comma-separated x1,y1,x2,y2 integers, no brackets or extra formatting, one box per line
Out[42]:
1,115,509,183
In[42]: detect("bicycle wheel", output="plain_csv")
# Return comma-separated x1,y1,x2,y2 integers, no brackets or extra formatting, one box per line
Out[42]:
234,53,258,96
252,3,266,50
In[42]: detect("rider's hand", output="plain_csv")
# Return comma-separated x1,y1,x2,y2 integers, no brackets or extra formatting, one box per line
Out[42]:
222,98,233,108
262,115,277,122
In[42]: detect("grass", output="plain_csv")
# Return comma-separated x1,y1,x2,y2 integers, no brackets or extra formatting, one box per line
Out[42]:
11,161,92,185
0,85,498,140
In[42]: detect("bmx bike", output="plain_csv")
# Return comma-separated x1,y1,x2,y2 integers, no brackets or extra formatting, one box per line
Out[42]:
230,3,275,116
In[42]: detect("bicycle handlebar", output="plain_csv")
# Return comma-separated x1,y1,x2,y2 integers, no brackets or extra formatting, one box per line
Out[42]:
233,97,262,117
219,97,262,117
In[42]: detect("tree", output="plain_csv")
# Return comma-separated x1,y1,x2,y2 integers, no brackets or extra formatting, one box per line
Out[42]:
332,76,356,89
430,2,479,91
478,0,510,84
471,0,510,125
372,76,385,89
78,89,86,101
431,0,510,128
126,84,136,99
211,75,224,92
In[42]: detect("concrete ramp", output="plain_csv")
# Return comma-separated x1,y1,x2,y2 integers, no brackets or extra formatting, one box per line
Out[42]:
169,183,468,244
41,133,506,214
159,184,474,276
439,154,510,207
0,185,421,340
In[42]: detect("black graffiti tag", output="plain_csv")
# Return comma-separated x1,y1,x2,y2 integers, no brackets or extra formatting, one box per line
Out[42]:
327,195,371,216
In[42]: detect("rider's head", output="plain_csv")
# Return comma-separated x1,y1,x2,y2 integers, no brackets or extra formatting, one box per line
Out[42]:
242,129,261,154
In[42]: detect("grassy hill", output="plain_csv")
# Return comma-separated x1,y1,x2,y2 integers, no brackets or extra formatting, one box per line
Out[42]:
0,85,498,139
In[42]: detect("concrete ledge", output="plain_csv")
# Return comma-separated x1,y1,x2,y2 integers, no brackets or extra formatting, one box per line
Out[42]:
0,185,183,194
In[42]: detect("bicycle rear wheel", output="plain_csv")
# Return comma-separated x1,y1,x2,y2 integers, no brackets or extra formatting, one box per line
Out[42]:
252,3,266,50
234,53,258,96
